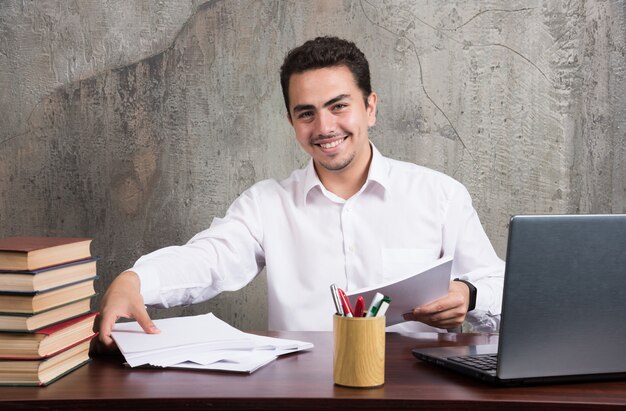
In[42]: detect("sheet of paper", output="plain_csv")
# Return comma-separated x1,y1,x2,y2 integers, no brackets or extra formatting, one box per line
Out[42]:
111,312,314,373
186,349,256,366
123,339,256,368
169,351,278,374
347,257,453,325
246,334,315,352
111,312,250,354
149,349,256,368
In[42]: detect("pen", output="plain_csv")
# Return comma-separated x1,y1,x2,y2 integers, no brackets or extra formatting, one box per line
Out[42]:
353,296,365,317
366,292,385,317
330,284,344,316
337,288,353,317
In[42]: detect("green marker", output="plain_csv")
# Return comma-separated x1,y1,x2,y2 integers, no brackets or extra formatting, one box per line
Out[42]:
366,292,385,317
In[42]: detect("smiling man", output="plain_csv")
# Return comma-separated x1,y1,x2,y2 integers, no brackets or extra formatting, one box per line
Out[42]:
99,37,505,348
288,65,376,200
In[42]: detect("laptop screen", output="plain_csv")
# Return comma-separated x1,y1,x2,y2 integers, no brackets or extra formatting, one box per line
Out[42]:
496,214,626,380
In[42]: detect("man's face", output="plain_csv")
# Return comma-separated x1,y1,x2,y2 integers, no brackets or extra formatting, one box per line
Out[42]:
287,66,377,177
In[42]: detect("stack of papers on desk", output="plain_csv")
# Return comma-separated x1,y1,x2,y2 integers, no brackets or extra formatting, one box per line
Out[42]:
111,313,313,373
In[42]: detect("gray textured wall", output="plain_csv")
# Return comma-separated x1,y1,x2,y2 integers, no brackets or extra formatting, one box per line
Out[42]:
1,0,625,330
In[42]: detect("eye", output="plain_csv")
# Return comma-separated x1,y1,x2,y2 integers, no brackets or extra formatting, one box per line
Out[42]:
332,103,348,111
297,111,314,120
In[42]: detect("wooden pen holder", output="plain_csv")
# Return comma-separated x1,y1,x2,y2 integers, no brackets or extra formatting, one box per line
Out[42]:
332,314,385,388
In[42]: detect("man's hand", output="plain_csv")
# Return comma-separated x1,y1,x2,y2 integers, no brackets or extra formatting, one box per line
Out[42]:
98,271,160,349
402,280,470,329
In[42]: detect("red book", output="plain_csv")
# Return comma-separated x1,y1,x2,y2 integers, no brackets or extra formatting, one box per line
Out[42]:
0,312,98,359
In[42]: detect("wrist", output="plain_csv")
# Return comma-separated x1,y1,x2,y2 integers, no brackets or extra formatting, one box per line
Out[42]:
453,278,477,312
116,271,141,291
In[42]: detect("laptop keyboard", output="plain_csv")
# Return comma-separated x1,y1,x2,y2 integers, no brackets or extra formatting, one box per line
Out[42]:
449,354,498,371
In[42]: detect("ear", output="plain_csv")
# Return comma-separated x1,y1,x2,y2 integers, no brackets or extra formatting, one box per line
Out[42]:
366,92,377,127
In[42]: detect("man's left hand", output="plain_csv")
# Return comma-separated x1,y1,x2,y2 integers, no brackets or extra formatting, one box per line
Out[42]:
402,280,470,329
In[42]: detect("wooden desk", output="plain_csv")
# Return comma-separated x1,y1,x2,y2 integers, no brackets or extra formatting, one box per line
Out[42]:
1,331,626,410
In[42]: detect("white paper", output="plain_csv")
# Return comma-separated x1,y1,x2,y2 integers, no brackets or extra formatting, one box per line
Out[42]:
186,349,257,366
347,257,453,325
169,352,278,374
149,349,257,368
112,313,250,353
111,312,314,373
246,334,314,351
123,339,256,368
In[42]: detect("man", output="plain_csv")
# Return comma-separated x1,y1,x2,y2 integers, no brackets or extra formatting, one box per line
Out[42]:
99,36,504,348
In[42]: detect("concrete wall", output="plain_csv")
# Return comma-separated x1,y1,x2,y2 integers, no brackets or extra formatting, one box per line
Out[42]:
1,0,624,330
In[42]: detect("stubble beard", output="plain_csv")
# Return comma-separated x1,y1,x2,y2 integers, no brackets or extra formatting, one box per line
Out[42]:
317,150,356,172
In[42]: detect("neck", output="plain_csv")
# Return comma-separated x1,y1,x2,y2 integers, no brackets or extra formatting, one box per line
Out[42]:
316,145,372,200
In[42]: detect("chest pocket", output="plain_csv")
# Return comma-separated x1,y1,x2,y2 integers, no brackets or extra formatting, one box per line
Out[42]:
381,248,439,281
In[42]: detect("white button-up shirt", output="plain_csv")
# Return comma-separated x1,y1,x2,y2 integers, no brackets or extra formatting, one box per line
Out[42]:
133,144,504,332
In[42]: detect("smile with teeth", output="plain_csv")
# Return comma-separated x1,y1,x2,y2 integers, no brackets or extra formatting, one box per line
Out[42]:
317,137,347,149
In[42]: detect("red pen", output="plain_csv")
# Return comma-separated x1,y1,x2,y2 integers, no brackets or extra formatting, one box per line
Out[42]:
337,288,353,317
353,296,365,317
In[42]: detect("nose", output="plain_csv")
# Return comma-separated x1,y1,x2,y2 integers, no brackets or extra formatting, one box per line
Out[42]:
315,109,336,137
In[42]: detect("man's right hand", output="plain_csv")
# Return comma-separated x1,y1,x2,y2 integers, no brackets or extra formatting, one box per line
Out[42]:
98,271,160,349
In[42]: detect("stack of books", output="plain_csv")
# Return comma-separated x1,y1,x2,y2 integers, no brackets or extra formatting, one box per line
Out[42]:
0,236,98,386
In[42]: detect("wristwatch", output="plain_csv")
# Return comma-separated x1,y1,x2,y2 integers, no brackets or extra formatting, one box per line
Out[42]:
454,278,477,312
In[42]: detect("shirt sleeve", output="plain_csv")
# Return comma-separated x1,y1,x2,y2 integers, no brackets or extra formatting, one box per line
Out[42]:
131,187,265,308
441,183,505,330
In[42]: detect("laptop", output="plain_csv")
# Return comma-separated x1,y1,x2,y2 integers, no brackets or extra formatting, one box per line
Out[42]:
412,214,626,385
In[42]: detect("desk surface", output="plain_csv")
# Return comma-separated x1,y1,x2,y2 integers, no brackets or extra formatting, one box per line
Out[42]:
1,331,626,410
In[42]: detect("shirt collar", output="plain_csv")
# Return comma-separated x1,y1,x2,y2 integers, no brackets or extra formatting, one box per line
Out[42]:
303,142,390,204
366,143,391,192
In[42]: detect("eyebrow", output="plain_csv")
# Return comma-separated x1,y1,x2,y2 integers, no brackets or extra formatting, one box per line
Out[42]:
292,94,351,114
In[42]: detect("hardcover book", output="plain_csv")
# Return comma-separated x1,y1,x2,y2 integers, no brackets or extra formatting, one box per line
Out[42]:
0,237,92,271
0,312,97,360
0,258,98,293
0,278,96,314
0,336,95,386
0,298,92,332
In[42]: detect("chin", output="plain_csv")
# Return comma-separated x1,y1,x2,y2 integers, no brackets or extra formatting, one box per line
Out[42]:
319,156,354,172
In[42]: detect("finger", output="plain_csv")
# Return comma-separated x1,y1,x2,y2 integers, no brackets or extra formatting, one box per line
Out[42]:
132,305,160,334
403,311,419,321
417,293,457,313
404,306,465,325
409,302,447,318
406,314,463,329
414,292,466,316
404,309,450,322
98,311,118,348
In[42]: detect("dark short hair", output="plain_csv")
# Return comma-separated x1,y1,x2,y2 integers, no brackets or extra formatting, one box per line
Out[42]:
279,36,372,114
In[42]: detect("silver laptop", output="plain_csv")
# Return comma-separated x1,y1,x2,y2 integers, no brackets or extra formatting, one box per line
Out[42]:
412,214,626,385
